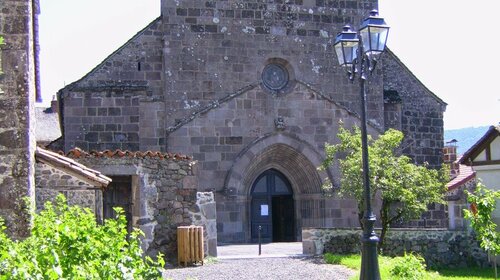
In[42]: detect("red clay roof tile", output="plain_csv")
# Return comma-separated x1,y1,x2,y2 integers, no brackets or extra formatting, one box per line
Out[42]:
446,163,476,191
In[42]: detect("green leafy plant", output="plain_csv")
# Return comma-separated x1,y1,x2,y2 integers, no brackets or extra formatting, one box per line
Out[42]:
390,253,427,280
320,126,448,249
0,194,164,279
464,182,500,279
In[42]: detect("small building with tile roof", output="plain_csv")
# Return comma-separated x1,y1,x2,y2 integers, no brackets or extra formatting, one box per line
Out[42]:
54,147,217,259
445,161,476,230
34,147,111,222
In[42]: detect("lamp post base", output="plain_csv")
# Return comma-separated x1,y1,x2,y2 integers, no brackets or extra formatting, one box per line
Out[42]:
360,215,381,280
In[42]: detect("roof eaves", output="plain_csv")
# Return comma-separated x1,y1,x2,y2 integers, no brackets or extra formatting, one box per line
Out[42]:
459,125,500,164
446,172,476,191
35,147,112,188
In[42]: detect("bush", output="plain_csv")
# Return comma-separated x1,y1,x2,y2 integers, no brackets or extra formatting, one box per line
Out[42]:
390,253,426,280
0,195,164,279
324,253,343,264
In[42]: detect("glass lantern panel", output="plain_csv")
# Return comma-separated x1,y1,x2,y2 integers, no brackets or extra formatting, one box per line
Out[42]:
334,43,345,65
253,176,267,193
343,41,358,64
359,27,370,52
335,41,358,66
360,26,388,56
370,26,388,52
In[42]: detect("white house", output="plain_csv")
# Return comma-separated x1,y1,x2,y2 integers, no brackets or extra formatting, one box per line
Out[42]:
460,125,500,225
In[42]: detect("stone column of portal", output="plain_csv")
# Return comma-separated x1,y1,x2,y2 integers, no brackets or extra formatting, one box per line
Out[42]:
0,0,37,239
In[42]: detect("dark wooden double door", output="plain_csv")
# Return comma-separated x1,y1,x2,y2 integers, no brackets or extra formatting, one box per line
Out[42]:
251,169,295,242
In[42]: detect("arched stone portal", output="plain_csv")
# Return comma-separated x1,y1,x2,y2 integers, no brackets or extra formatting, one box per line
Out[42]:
218,133,333,243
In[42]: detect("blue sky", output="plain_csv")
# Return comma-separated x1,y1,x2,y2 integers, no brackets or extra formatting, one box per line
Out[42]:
39,0,499,130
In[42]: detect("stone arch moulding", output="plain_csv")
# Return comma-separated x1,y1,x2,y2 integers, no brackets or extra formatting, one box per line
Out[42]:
224,132,333,197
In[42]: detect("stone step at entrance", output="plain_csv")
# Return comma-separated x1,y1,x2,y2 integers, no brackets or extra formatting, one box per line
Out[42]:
217,242,309,259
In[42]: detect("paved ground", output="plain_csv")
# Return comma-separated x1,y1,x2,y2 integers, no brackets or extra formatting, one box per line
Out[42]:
217,242,304,259
163,242,355,280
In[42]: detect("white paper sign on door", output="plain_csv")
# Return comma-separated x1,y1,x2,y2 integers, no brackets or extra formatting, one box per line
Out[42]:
261,205,268,216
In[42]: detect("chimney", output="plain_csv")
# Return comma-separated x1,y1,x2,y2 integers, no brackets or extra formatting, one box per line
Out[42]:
50,95,58,113
443,139,459,179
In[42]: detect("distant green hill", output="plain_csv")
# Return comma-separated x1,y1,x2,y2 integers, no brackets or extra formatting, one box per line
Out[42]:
444,126,490,155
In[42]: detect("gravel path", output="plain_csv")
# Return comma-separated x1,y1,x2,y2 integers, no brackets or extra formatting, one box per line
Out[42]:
163,256,355,280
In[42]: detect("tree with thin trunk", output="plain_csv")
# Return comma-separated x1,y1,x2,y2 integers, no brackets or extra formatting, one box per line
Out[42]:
320,126,448,249
464,182,500,279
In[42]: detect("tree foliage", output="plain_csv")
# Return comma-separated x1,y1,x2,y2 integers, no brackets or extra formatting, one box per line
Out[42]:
464,182,500,255
0,194,164,280
321,126,448,248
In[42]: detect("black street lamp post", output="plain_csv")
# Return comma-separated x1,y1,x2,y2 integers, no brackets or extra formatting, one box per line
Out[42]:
333,10,390,280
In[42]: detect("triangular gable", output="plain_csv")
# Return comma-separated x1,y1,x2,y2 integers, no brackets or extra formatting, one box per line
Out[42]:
58,17,161,93
459,125,500,166
385,48,447,107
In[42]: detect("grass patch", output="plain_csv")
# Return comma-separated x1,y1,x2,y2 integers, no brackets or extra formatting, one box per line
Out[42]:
435,267,497,280
324,253,497,280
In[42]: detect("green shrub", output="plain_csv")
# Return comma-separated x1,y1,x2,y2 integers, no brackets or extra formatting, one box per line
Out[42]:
0,194,164,279
390,253,427,280
324,253,343,264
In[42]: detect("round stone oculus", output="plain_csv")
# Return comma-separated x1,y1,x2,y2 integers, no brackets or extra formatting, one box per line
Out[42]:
262,64,289,91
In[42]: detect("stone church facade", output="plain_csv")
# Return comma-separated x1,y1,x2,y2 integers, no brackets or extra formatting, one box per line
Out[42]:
57,0,447,243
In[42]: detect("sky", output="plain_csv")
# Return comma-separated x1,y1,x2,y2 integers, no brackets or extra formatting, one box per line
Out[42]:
38,0,160,102
39,0,499,130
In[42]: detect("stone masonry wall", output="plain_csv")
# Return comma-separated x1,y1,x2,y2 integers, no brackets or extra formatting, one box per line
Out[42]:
382,51,448,229
446,178,476,230
189,192,217,256
161,0,384,130
35,162,99,213
0,0,37,238
59,19,165,152
70,152,216,262
303,228,488,268
383,51,447,168
390,202,448,229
